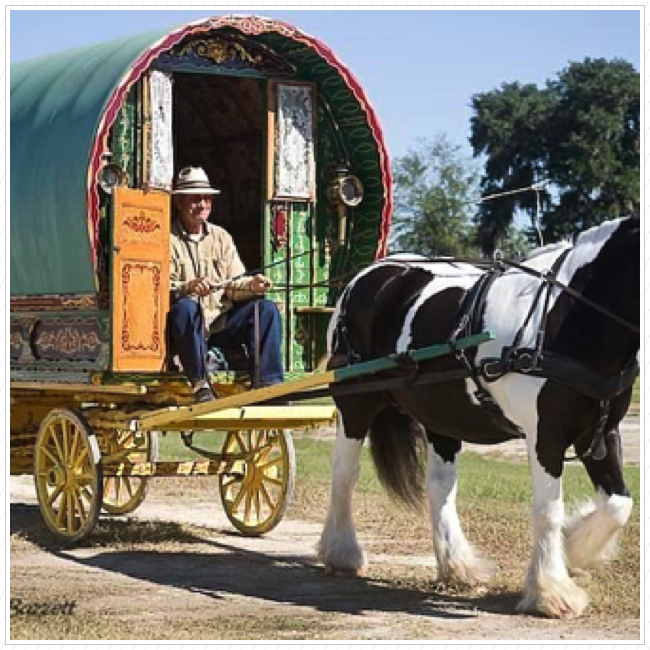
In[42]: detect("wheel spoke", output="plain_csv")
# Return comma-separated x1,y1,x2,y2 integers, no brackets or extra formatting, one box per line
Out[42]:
262,475,284,488
81,486,94,503
221,475,242,490
123,477,135,498
56,492,68,527
47,483,64,507
62,420,71,461
231,484,247,512
259,456,283,472
73,446,89,470
234,432,248,453
40,445,59,466
49,428,65,463
66,490,75,532
77,472,96,485
254,488,262,519
259,481,275,509
69,429,80,466
244,489,253,523
72,489,86,524
252,430,264,451
103,477,114,500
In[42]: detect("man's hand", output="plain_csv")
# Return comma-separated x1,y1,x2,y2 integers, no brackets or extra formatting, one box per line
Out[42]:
187,276,214,298
250,274,272,294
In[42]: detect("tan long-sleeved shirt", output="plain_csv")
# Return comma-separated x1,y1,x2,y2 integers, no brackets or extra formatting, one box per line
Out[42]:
170,219,259,333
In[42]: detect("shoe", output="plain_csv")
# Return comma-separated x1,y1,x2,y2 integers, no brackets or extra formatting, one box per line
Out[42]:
194,386,217,403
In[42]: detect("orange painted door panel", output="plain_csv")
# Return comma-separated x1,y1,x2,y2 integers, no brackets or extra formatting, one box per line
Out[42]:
111,188,170,372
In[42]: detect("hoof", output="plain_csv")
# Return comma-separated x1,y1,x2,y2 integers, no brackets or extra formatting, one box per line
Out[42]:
518,577,588,618
324,565,367,578
438,556,494,586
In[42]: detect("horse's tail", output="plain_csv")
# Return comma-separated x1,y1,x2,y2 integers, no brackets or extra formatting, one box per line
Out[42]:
369,405,427,511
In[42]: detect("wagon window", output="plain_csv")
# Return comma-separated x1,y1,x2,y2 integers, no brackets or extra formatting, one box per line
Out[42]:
148,70,174,191
268,82,316,201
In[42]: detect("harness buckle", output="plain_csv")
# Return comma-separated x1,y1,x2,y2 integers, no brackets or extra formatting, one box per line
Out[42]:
515,352,535,373
481,359,505,381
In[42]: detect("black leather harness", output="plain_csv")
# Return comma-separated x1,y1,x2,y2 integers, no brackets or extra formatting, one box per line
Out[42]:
332,252,639,462
447,250,638,460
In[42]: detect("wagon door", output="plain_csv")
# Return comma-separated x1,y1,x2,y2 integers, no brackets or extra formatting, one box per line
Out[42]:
111,188,170,372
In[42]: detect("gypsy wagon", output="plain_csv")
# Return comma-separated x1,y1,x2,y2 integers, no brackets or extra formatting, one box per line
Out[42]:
10,14,393,543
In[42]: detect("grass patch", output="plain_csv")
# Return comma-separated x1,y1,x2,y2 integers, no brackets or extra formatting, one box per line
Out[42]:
292,437,640,504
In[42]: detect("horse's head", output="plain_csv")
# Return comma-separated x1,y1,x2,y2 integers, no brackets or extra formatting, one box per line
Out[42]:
553,215,640,368
578,215,640,338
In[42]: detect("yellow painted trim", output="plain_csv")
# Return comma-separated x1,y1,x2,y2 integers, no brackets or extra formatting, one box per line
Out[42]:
135,371,336,430
11,381,147,395
153,405,337,431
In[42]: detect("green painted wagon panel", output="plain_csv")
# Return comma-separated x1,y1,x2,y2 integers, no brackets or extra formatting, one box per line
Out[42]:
10,30,169,296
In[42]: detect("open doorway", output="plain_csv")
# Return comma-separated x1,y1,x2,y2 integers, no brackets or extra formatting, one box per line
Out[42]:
173,74,266,270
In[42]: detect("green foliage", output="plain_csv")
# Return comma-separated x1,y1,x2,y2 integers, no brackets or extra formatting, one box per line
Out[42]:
471,58,639,253
390,134,481,257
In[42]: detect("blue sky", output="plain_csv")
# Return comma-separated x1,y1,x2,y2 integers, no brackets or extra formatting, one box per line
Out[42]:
9,7,640,160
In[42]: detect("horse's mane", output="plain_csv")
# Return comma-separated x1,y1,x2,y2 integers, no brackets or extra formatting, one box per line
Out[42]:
573,216,631,248
523,241,572,262
523,216,633,264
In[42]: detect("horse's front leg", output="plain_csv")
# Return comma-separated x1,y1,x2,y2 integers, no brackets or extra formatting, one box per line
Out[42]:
427,432,492,585
317,412,367,576
565,427,633,570
519,437,588,618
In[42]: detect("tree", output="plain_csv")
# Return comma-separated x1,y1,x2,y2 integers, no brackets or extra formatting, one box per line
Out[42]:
390,135,480,257
470,58,639,253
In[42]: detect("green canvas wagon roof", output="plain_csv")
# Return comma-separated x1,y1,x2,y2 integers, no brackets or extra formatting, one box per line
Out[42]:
10,15,392,297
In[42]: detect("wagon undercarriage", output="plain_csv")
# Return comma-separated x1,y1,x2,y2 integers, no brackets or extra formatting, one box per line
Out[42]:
11,332,492,544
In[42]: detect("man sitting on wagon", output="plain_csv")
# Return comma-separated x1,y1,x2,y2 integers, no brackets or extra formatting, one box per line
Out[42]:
168,166,284,403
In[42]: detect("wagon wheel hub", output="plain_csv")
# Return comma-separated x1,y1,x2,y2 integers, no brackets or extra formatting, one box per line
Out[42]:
47,465,66,488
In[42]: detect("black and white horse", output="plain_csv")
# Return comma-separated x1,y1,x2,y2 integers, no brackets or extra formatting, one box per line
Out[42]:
318,216,639,618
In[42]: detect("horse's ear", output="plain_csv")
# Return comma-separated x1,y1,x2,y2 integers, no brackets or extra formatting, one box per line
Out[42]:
614,214,640,236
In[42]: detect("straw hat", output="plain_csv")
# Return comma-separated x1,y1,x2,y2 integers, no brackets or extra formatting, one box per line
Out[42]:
172,167,221,195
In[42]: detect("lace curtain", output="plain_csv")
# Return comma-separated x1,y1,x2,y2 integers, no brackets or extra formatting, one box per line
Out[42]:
149,70,174,191
275,84,315,199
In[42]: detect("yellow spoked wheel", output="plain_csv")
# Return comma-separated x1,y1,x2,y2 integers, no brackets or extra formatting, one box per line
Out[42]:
101,431,159,515
34,409,102,544
219,429,296,536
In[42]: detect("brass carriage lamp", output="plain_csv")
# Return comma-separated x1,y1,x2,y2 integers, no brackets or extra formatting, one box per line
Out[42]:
97,151,126,195
326,164,364,245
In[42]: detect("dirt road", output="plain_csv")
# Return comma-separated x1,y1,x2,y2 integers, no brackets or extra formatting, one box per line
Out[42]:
10,459,640,641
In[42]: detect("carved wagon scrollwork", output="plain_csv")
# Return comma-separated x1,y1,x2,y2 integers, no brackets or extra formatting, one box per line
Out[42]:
120,262,162,353
123,210,162,235
162,34,295,76
30,318,105,362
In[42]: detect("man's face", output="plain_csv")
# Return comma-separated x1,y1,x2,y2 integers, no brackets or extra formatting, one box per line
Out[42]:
175,193,213,232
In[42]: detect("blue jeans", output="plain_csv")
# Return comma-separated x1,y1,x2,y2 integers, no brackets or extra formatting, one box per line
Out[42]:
168,297,284,387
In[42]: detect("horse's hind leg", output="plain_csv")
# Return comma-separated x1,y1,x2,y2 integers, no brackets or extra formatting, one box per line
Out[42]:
426,432,492,585
565,427,633,570
317,410,367,576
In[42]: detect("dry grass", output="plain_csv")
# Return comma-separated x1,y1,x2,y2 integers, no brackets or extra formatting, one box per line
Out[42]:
10,439,640,640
